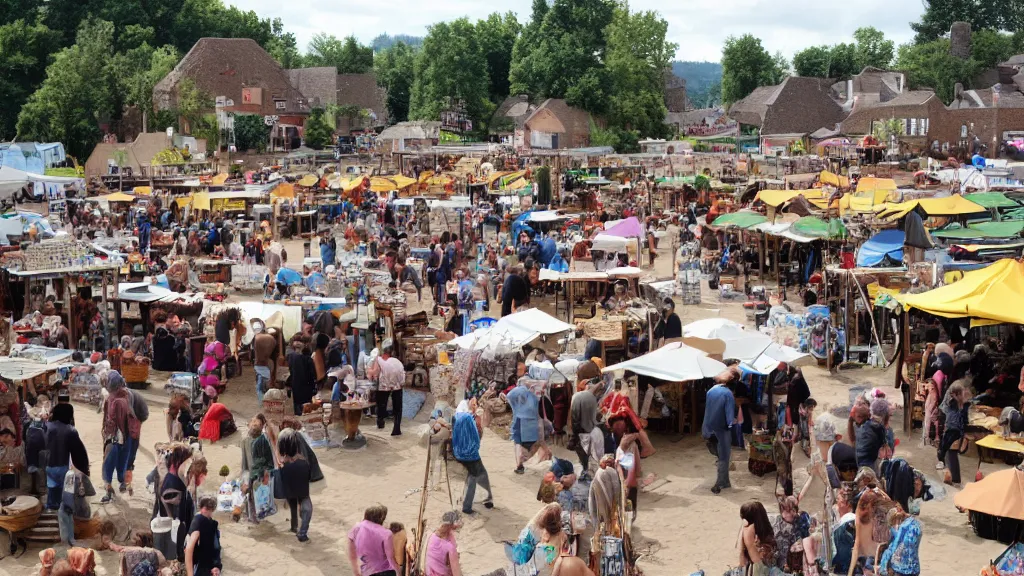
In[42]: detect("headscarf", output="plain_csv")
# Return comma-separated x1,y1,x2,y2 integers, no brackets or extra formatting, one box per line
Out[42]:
106,371,126,393
870,398,890,420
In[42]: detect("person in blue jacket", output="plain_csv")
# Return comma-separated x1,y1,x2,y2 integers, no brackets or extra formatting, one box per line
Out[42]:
506,366,541,475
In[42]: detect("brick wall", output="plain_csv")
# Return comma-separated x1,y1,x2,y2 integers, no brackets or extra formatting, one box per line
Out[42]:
930,107,1024,153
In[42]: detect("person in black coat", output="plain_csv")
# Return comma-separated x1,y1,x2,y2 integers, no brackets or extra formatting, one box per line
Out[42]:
287,342,317,416
277,430,313,542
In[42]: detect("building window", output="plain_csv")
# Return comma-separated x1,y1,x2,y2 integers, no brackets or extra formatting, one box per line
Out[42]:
910,118,917,136
275,100,286,110
923,118,929,134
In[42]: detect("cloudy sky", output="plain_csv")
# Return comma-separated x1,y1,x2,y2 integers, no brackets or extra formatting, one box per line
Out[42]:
235,0,926,62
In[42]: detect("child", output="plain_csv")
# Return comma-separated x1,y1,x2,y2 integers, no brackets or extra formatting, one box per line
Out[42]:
390,522,407,576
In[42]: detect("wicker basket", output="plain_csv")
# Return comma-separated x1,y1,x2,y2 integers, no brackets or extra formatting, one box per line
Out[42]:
583,319,624,342
121,360,150,384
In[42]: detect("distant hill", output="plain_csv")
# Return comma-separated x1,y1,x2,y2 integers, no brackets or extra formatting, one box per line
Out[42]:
372,34,424,51
672,61,723,108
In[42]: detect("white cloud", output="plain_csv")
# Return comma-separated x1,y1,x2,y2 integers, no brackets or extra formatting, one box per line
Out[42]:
230,0,925,63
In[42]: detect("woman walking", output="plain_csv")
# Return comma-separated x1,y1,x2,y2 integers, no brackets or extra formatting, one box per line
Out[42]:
277,429,313,542
426,511,463,576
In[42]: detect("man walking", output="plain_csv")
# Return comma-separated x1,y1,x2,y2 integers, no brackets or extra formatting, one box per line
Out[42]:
570,378,602,476
251,319,279,405
452,399,494,514
702,379,736,494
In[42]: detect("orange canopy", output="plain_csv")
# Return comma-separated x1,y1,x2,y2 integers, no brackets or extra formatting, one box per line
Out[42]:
954,465,1024,520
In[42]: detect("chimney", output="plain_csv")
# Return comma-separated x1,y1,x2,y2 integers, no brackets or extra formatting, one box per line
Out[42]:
950,22,972,60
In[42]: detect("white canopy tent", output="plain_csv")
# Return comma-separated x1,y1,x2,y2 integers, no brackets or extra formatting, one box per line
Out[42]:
449,308,574,351
603,342,727,381
683,318,812,374
0,165,83,200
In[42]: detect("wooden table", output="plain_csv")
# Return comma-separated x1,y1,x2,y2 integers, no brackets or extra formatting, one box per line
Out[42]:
334,400,374,449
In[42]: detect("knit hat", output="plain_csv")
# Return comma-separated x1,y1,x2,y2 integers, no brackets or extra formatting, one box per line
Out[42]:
870,398,890,419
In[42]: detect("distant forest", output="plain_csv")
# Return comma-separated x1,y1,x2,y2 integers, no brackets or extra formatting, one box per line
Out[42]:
371,34,424,51
672,61,722,108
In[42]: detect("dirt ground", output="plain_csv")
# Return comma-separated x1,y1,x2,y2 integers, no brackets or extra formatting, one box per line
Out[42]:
7,236,1005,576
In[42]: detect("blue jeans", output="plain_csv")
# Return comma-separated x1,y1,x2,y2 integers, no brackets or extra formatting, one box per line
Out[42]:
331,380,346,403
45,466,68,510
102,439,133,484
710,427,731,488
255,365,271,404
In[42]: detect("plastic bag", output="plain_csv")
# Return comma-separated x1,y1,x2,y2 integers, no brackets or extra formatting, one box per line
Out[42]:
254,479,277,519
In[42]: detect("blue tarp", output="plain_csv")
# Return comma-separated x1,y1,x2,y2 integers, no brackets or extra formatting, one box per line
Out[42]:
276,267,303,286
856,229,905,267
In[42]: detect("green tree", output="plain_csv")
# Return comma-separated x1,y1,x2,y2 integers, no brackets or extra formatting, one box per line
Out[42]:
792,46,832,77
16,18,119,159
409,18,492,131
604,3,676,138
306,34,373,73
508,0,549,98
0,20,61,139
303,107,333,149
111,43,179,130
896,39,979,103
233,113,269,152
912,0,1022,44
374,41,416,123
175,77,213,134
853,27,895,70
508,0,616,114
721,34,785,105
971,29,1016,68
266,19,303,69
475,12,521,103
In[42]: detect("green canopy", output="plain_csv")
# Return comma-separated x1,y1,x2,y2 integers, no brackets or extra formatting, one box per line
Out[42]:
655,176,696,185
963,192,1019,209
710,211,767,229
792,216,848,239
931,220,1024,239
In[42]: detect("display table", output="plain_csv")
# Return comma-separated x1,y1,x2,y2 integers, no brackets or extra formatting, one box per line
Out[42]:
334,400,374,449
976,434,1024,468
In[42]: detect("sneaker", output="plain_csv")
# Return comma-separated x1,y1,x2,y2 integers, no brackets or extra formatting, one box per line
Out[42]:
514,465,525,475
483,500,494,509
297,535,309,543
936,462,945,470
100,491,115,504
711,485,722,494
391,431,402,436
119,482,127,493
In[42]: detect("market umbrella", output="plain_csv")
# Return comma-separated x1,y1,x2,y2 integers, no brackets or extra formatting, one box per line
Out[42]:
297,174,318,187
683,319,812,374
603,342,727,382
954,466,1024,521
709,211,767,230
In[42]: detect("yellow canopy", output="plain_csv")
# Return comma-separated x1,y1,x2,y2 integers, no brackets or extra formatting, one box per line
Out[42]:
819,171,850,189
297,175,318,187
271,182,295,199
174,196,192,208
341,177,365,193
390,175,417,189
895,259,1024,325
756,189,826,208
877,195,986,221
507,178,529,190
100,192,136,202
132,186,152,195
369,177,398,193
210,173,229,186
485,171,510,186
191,192,211,211
856,177,897,193
418,170,435,184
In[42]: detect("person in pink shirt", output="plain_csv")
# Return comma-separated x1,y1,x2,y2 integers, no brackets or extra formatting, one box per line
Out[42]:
348,504,398,576
425,511,462,576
